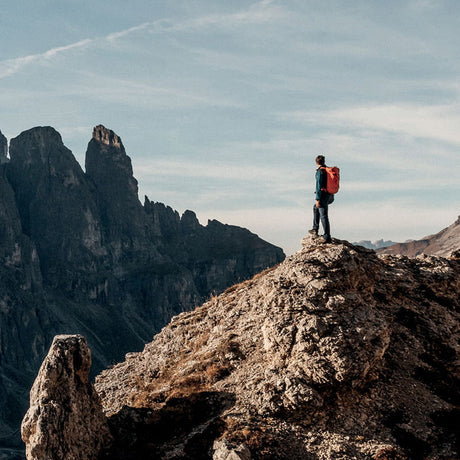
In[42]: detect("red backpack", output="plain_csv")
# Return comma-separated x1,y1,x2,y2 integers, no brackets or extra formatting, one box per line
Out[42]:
321,166,340,194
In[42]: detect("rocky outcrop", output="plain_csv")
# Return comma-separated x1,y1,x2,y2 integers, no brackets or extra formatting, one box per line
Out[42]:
93,236,459,459
378,216,460,258
21,335,111,460
0,125,284,453
85,125,155,264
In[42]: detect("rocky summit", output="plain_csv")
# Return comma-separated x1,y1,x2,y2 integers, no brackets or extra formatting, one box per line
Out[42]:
23,236,459,459
0,125,284,454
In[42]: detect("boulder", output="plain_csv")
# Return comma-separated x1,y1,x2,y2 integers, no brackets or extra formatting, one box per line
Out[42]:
21,335,111,460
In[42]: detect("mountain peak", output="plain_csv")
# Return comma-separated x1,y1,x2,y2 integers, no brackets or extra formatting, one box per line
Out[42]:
9,126,64,160
85,125,138,202
92,124,124,150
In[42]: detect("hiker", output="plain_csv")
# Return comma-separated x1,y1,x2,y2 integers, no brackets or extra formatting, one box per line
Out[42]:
309,155,335,243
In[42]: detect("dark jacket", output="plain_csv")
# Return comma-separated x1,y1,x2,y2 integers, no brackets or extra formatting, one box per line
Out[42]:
315,167,327,200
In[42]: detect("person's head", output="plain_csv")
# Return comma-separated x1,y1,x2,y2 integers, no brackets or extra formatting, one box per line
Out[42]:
316,155,325,166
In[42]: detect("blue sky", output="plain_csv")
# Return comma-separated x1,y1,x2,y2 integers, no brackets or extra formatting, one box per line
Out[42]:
1,0,459,254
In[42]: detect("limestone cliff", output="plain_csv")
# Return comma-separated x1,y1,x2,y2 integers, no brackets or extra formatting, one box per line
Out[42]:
0,152,46,451
85,125,155,264
89,236,459,459
0,125,284,453
7,127,106,292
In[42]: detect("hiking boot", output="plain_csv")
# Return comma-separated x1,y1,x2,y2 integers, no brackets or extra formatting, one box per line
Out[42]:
308,229,318,236
320,236,332,244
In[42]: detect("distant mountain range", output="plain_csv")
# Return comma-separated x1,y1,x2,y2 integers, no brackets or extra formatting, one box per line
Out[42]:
377,216,460,258
353,239,398,250
353,216,460,257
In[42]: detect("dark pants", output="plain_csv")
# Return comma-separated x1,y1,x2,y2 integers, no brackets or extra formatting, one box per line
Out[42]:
313,193,334,241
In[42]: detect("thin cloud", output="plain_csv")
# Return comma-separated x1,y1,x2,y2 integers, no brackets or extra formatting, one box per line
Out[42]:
41,39,93,58
165,0,283,31
0,0,283,80
285,103,460,146
344,177,457,193
213,131,457,175
63,72,244,109
135,158,297,184
329,104,460,146
106,22,152,41
0,38,92,79
133,155,455,196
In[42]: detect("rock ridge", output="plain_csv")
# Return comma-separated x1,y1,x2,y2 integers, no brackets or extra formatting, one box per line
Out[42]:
89,235,459,459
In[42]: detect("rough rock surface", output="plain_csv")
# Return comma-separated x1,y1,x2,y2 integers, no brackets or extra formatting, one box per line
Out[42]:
0,130,7,163
21,335,111,460
378,216,460,258
213,439,251,460
0,149,45,453
7,126,104,287
85,125,154,264
0,125,284,453
94,236,460,459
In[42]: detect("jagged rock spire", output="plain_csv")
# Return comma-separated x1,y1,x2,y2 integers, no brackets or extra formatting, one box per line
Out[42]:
85,124,138,199
92,124,124,150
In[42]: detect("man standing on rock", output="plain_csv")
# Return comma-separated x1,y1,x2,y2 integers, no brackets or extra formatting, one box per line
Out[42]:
309,155,334,243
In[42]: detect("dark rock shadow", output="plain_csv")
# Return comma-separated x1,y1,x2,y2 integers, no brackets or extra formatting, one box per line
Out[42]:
100,391,235,459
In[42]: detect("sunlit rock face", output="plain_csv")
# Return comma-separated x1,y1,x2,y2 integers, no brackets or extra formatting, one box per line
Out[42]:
93,236,459,459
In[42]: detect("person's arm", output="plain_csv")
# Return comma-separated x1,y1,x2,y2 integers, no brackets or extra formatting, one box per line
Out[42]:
315,168,326,206
315,169,322,200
